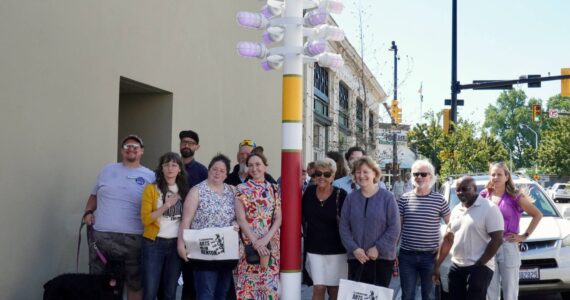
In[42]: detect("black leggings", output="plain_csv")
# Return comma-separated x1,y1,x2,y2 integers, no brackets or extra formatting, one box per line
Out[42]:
347,259,394,288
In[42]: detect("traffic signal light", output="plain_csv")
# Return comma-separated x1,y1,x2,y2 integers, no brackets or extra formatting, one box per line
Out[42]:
443,109,451,134
562,68,570,97
531,104,542,124
391,100,402,124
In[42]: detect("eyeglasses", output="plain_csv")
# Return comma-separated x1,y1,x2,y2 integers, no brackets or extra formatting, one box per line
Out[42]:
123,144,141,150
239,139,257,148
312,171,333,178
412,172,429,177
180,140,197,147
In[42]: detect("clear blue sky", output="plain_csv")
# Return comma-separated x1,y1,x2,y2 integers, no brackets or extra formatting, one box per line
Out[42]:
334,0,569,126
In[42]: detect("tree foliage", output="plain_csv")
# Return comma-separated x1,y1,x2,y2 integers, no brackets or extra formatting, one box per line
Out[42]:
408,111,508,181
537,95,570,174
482,89,540,169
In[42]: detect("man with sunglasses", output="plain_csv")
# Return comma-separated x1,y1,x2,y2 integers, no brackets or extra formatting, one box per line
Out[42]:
225,139,276,186
432,176,503,300
398,160,450,300
82,134,155,300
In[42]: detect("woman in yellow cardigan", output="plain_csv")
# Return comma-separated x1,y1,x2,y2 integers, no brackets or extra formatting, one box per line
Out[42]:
141,152,189,300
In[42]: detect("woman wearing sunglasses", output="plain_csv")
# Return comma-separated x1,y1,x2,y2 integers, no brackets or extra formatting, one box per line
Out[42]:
339,156,401,288
302,158,348,300
481,162,542,300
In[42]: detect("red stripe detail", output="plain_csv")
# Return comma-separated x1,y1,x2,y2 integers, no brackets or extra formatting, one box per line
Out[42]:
280,151,302,271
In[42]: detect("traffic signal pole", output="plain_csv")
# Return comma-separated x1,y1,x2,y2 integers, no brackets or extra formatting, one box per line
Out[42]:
450,0,459,126
390,41,399,180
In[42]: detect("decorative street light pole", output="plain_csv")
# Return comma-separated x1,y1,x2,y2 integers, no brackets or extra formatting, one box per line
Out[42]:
236,1,344,298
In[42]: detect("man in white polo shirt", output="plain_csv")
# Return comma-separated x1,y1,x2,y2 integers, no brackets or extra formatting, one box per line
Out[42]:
432,176,504,300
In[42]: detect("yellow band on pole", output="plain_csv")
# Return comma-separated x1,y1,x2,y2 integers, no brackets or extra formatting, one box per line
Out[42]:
282,75,303,121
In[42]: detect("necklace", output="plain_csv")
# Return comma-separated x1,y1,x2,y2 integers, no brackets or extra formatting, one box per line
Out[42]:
316,187,332,207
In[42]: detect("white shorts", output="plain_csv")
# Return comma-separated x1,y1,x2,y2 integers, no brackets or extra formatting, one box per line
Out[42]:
306,252,348,286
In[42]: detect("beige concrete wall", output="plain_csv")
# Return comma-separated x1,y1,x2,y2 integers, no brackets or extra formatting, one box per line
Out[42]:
0,1,282,298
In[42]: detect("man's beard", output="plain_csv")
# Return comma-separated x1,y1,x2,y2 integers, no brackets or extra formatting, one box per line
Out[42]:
180,148,195,158
239,163,248,174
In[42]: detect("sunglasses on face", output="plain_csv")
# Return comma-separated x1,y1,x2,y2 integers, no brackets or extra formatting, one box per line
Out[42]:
239,139,257,148
312,171,332,178
413,172,429,177
123,144,141,150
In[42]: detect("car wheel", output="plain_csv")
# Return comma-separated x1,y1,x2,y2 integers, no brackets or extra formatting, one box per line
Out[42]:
436,284,449,300
561,291,570,300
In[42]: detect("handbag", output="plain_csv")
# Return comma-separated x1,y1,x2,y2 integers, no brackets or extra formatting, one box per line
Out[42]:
338,261,393,300
182,226,239,261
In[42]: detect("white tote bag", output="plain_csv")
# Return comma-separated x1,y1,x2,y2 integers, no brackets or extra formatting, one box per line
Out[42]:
337,279,394,300
182,226,239,261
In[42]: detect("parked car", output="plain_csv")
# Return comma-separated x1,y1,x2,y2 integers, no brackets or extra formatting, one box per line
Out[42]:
549,183,570,203
437,175,570,299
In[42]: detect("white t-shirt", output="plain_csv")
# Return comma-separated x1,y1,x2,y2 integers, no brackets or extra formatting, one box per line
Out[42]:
157,184,182,238
448,195,504,271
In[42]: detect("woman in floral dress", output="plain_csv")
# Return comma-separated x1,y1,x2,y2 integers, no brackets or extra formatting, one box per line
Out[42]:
234,151,282,299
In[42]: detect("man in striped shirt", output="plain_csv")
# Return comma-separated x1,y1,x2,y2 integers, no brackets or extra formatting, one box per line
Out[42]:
398,160,450,300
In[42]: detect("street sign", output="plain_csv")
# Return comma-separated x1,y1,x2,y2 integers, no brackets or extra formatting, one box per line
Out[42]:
549,109,559,118
444,99,464,106
472,80,513,90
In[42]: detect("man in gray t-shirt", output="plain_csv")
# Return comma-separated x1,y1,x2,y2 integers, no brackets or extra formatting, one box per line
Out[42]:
82,134,155,300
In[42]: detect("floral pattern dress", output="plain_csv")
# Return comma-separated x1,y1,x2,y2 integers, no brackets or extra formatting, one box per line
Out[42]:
234,179,281,300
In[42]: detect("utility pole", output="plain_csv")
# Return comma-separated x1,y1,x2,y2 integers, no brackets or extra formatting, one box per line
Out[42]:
450,0,459,126
389,41,398,180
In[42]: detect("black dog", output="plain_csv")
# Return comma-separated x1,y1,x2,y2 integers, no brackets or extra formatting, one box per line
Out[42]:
43,261,123,300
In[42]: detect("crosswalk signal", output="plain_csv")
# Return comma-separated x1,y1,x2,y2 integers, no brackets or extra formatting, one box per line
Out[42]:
532,104,542,124
443,109,451,134
562,68,570,97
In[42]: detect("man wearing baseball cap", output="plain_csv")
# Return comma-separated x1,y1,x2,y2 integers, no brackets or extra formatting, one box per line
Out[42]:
82,134,155,300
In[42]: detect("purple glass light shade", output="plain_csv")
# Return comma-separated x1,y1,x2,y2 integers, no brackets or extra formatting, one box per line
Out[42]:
236,42,267,58
304,8,328,27
305,40,327,56
236,12,268,29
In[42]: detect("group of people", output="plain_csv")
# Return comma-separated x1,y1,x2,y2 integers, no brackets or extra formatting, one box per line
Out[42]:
82,132,543,300
83,132,281,300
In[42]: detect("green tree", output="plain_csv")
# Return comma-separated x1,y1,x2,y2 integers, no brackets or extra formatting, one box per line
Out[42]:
537,95,570,174
408,112,508,180
483,89,541,169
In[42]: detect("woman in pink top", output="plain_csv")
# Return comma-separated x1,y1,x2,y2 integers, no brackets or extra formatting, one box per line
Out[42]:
480,162,542,300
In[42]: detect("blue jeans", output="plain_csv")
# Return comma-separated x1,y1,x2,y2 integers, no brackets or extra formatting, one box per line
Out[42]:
398,250,436,300
142,237,182,300
193,270,232,300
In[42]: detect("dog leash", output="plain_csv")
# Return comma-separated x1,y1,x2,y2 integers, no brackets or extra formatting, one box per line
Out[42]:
76,222,108,273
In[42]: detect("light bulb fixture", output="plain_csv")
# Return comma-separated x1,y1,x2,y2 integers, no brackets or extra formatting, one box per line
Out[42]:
317,52,344,70
236,12,269,29
304,40,327,56
303,8,328,27
314,25,344,41
261,58,283,71
319,0,344,14
260,5,282,19
236,42,268,58
262,27,285,44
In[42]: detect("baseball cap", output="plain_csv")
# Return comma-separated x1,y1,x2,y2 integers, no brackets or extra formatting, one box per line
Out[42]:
121,134,144,147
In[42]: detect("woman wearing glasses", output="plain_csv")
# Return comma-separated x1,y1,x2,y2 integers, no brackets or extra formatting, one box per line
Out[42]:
339,156,401,288
481,162,542,300
234,152,282,299
302,158,348,300
140,152,189,300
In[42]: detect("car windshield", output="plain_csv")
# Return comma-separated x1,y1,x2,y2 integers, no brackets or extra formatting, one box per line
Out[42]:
448,183,558,217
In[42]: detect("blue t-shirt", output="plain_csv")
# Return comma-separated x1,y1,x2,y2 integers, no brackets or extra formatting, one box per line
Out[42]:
184,159,208,189
91,163,155,234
